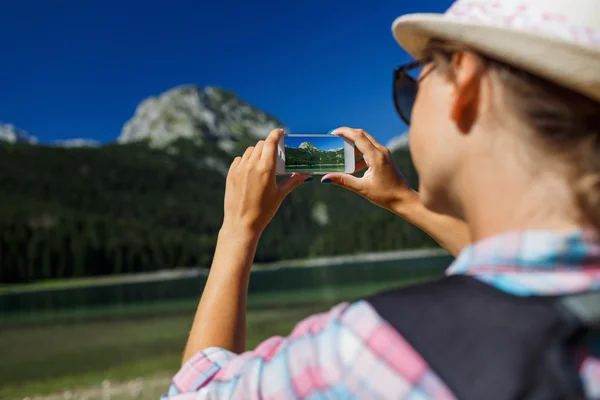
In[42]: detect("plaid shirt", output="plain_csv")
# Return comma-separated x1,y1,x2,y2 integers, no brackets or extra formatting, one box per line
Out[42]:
163,230,600,399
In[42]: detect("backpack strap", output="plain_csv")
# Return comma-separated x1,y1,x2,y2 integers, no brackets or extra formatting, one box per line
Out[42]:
366,275,592,400
560,290,600,330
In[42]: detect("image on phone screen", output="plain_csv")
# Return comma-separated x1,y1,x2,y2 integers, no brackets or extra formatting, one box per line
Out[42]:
284,135,346,173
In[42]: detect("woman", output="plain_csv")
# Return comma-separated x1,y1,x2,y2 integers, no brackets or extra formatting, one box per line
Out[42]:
164,0,600,398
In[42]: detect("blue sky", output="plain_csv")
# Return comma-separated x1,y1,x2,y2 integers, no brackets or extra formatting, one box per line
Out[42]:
285,135,344,152
0,0,452,145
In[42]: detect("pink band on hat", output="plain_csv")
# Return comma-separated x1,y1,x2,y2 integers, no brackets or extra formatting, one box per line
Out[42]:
446,1,600,48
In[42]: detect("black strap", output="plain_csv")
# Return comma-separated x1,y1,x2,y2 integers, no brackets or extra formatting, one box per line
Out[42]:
367,275,595,400
560,291,600,330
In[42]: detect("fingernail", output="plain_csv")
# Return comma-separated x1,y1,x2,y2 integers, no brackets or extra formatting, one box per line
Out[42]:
304,177,313,183
321,178,332,184
328,129,335,135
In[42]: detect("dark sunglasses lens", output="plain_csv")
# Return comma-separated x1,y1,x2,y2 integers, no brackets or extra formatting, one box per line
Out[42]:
394,74,418,125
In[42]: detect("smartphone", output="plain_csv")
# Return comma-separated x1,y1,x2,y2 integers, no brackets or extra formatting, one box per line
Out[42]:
276,134,355,175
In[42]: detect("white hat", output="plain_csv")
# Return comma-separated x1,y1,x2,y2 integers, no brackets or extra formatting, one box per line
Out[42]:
392,0,600,102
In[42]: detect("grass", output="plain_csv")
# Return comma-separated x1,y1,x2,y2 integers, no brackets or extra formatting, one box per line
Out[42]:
1,276,437,399
1,277,433,326
0,307,316,399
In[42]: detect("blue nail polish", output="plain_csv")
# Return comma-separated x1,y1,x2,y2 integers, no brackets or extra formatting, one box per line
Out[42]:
321,178,332,184
304,177,313,182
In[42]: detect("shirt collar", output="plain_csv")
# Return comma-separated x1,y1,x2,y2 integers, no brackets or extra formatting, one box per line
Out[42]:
446,229,600,296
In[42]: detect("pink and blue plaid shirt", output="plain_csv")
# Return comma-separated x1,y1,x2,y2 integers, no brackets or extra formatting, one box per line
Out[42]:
164,230,600,399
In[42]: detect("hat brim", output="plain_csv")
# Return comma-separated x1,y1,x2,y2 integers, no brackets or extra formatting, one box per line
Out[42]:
392,14,600,102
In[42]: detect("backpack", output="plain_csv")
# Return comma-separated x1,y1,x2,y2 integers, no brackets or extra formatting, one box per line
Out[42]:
367,275,600,400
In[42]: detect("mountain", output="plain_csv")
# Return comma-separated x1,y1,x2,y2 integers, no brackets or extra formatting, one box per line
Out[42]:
386,133,410,152
0,122,38,144
299,142,318,151
0,88,434,283
0,122,99,148
118,86,282,152
52,138,102,148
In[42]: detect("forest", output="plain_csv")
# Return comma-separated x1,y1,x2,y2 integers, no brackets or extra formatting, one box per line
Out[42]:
0,138,437,283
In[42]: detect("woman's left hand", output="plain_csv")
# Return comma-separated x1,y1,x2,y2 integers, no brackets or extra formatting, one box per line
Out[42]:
223,128,309,234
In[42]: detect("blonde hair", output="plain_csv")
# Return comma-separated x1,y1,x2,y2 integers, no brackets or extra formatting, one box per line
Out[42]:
423,41,600,231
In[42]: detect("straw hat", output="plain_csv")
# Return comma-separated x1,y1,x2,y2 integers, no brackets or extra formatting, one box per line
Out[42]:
392,0,600,102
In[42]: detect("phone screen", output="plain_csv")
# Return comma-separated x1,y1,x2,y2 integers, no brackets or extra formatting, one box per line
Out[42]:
284,135,346,173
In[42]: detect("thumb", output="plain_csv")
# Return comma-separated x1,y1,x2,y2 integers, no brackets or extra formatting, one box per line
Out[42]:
278,173,309,198
322,173,362,193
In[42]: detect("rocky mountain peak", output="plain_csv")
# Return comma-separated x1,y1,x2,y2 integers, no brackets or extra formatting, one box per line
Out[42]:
0,122,38,144
52,138,102,148
299,141,317,151
118,85,284,151
386,133,409,152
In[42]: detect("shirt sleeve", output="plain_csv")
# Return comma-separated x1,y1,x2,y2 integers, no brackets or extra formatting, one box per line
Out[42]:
162,300,447,399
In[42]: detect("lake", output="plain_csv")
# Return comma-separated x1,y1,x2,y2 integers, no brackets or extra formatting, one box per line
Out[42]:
286,164,345,172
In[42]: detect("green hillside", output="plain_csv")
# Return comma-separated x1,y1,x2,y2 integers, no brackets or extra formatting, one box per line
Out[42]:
0,136,435,283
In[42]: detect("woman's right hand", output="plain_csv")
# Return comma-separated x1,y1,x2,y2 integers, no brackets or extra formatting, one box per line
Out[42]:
322,127,418,212
323,127,471,257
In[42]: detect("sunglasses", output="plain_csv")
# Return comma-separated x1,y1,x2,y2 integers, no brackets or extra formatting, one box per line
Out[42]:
393,58,431,125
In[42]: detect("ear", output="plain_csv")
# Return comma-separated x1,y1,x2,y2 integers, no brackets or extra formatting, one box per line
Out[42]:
450,52,481,134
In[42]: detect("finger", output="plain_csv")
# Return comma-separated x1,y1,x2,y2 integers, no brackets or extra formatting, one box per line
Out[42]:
353,137,379,166
242,146,254,162
321,173,363,193
230,156,242,169
278,173,309,198
330,127,379,163
228,157,242,176
331,126,384,150
262,128,285,166
265,128,285,145
251,141,265,162
330,126,362,141
330,127,380,146
359,130,386,151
